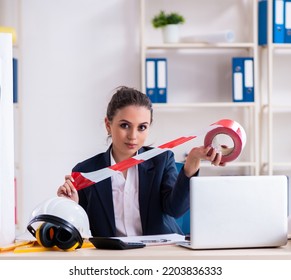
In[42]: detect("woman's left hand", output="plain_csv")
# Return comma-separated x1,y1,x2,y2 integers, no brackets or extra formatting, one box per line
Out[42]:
183,146,225,177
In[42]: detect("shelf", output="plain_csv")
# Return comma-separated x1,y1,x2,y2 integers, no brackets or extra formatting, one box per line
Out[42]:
271,43,291,49
145,42,256,50
264,0,291,176
272,163,291,168
201,161,257,168
271,105,291,113
262,104,291,112
152,102,256,109
141,0,259,176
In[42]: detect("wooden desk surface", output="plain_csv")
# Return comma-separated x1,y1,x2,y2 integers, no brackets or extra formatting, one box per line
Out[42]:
1,241,291,260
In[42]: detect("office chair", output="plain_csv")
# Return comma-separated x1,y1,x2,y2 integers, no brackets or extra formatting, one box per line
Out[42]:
175,162,190,235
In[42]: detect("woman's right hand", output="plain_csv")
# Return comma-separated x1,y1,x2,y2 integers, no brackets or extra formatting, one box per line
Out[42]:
57,175,79,203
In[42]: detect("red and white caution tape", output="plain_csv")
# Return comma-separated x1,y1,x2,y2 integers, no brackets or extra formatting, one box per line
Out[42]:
72,119,247,191
204,119,246,162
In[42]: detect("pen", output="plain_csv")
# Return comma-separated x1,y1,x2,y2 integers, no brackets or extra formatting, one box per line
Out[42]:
139,239,170,243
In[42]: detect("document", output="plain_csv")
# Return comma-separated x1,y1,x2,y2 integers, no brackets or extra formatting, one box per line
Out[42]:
113,233,186,246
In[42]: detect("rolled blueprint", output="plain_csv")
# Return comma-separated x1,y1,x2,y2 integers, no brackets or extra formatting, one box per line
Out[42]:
180,30,235,43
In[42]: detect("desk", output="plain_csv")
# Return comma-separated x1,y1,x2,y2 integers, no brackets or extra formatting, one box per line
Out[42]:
1,241,291,260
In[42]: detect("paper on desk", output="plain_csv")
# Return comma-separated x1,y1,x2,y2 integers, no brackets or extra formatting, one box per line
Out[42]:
112,233,186,246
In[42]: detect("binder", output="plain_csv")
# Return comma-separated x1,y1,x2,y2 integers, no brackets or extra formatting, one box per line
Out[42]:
156,59,167,103
258,0,267,46
145,58,167,103
13,58,18,103
273,0,285,43
243,59,254,101
145,58,157,103
232,57,254,102
285,0,291,42
232,58,243,102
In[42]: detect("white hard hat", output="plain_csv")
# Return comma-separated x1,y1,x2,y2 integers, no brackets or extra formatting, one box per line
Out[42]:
27,197,92,250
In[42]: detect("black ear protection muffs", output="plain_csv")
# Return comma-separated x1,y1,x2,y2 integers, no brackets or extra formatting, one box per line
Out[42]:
27,214,83,251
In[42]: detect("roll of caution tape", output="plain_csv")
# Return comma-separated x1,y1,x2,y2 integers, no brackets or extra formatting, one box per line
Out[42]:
204,119,247,163
72,119,246,190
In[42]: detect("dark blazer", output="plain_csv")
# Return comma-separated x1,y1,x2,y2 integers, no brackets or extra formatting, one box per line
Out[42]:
73,146,197,237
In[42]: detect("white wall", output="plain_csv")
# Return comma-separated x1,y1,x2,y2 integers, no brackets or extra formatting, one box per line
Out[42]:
10,0,140,232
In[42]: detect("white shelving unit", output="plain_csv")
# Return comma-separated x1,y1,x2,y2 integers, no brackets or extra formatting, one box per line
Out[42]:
140,0,260,175
263,1,291,176
0,0,22,230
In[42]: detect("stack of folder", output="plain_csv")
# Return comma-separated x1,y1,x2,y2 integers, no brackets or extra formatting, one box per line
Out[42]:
259,0,291,45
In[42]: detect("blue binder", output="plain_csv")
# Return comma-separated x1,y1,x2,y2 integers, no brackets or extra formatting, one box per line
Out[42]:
258,0,267,46
145,58,167,103
285,0,291,42
156,58,167,103
13,58,18,103
145,58,157,103
274,0,285,43
232,57,254,102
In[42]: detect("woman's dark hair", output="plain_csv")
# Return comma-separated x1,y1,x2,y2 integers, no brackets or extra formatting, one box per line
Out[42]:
106,86,153,123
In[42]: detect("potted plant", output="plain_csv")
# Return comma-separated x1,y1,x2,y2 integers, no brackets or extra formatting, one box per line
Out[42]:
151,10,185,43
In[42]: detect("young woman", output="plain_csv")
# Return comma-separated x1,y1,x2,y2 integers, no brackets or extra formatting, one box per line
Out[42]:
57,86,224,237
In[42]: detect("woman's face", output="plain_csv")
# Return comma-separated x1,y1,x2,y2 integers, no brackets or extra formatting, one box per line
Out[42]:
105,105,151,162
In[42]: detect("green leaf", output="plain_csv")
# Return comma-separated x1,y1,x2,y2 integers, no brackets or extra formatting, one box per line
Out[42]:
151,10,185,28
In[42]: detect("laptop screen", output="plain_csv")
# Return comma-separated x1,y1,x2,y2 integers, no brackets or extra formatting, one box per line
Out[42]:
186,175,288,249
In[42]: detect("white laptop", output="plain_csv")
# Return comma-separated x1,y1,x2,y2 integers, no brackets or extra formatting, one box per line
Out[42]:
178,175,288,250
